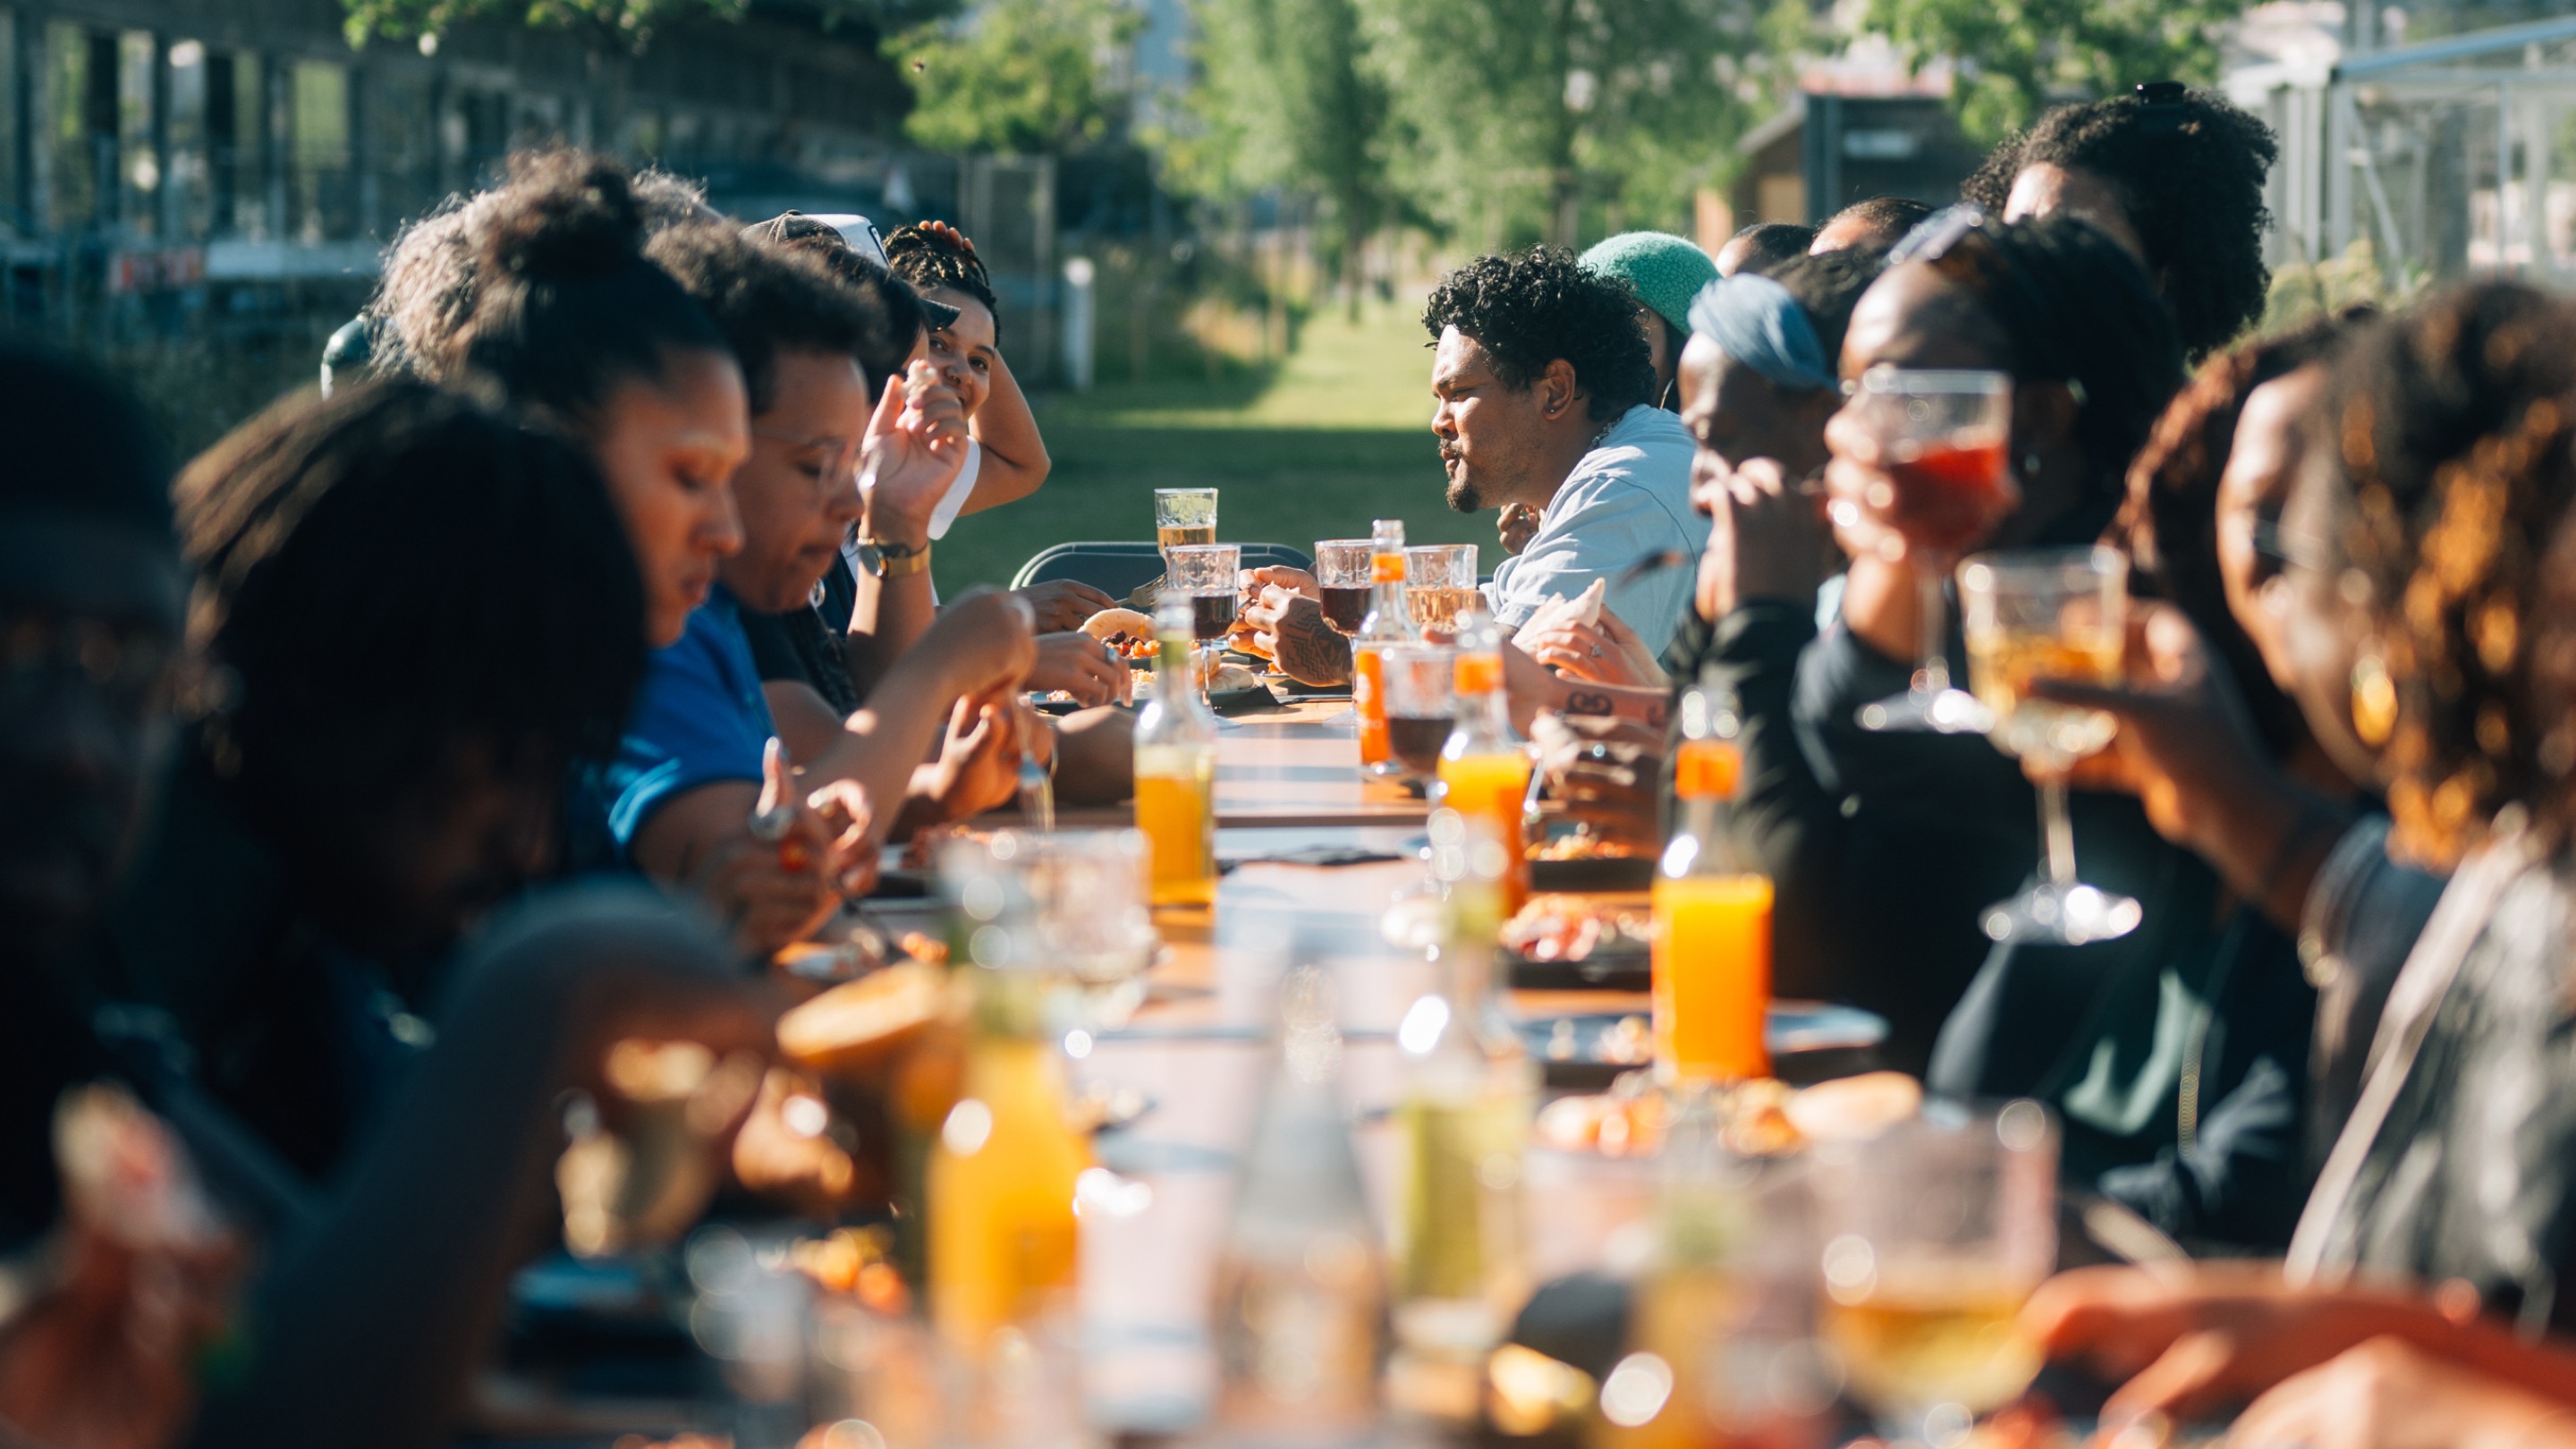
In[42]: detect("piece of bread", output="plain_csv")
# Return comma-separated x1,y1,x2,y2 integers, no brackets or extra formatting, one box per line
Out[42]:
775,961,953,1076
1080,606,1155,642
1209,662,1262,693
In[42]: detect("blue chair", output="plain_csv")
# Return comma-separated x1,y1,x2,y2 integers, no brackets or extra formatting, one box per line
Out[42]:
1009,540,1315,600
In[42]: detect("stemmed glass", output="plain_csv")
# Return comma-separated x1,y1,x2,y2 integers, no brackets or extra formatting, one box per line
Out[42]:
1402,543,1479,638
1812,1100,2058,1449
1313,538,1374,635
1957,547,2142,945
1165,542,1241,708
1837,368,2015,734
1155,487,1217,573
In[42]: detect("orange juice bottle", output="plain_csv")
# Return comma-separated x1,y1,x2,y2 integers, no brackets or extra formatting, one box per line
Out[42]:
1651,681,1772,1083
1433,614,1532,914
1134,597,1218,906
928,962,1089,1345
1352,519,1411,776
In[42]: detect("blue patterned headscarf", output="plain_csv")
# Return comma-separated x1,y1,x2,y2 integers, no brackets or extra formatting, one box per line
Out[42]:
1685,274,1837,394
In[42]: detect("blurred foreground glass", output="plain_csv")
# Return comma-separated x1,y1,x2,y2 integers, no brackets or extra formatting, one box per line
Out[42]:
1811,1101,2057,1448
1841,368,2012,735
1402,543,1479,637
1155,487,1217,570
1379,643,1457,784
1958,547,2141,945
809,1298,1089,1449
1314,537,1375,635
945,828,1158,1028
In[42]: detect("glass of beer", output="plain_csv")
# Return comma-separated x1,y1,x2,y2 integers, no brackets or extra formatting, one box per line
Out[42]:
1402,544,1479,637
1166,543,1241,707
1313,538,1374,635
1839,368,2013,735
1958,546,2140,945
1812,1100,2058,1447
1378,644,1456,784
1155,487,1218,571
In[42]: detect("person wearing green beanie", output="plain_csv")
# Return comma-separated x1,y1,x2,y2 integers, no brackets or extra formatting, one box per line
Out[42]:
1579,231,1719,411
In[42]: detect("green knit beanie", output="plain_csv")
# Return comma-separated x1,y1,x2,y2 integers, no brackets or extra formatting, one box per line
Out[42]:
1580,231,1720,338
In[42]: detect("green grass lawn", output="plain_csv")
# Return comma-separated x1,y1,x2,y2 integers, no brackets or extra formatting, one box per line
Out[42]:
931,293,1500,595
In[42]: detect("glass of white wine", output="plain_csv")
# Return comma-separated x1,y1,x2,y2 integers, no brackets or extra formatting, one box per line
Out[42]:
1957,546,2142,945
1812,1100,2058,1449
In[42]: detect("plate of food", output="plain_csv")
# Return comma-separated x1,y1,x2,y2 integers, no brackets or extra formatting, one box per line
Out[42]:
1501,892,1653,991
1528,826,1657,892
1517,1001,1888,1089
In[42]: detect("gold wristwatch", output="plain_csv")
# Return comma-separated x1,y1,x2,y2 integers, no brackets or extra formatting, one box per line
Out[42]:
860,538,930,578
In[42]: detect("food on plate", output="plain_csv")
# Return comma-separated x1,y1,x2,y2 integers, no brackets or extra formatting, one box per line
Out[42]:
776,960,954,1076
902,824,999,870
1533,1074,1826,1158
1783,1071,1922,1143
1208,662,1262,693
1501,893,1654,961
1080,606,1160,661
1530,830,1649,862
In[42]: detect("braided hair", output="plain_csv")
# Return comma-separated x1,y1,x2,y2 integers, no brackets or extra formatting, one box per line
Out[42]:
2118,313,2365,755
1964,89,2277,362
2317,284,2576,864
885,223,1001,345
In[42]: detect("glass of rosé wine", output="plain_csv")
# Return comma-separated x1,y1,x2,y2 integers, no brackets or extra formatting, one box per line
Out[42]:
1833,366,2016,734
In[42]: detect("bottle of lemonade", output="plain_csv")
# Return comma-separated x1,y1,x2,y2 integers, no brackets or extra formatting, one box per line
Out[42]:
1352,519,1411,777
928,957,1089,1346
1133,596,1217,907
1391,810,1536,1376
1650,675,1773,1084
1433,608,1532,916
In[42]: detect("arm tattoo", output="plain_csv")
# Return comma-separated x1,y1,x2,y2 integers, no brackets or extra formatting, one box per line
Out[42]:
1563,689,1614,716
1272,597,1353,685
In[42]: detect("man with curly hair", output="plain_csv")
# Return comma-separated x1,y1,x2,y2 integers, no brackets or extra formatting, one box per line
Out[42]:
1962,83,2277,361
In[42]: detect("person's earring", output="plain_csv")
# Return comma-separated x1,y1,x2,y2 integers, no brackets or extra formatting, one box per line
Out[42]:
2021,450,2043,479
2351,644,2397,748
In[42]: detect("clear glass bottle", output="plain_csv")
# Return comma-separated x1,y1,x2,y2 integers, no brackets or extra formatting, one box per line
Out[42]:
927,954,1089,1348
1434,607,1532,915
1390,809,1536,1373
1352,518,1411,778
1133,596,1219,908
1208,965,1388,1445
1651,673,1774,1084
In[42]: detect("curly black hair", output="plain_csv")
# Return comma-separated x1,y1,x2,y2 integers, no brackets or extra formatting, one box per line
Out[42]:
751,216,945,394
885,223,1002,345
1963,89,2277,362
648,223,877,416
2312,284,2576,864
1724,222,1817,277
1765,247,1886,365
1818,197,1933,251
2116,312,2367,758
1423,247,1656,423
382,148,729,428
178,377,646,923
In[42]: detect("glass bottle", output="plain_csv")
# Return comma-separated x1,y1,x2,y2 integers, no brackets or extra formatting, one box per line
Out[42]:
1208,965,1388,1445
927,953,1089,1347
1133,596,1219,908
1390,809,1536,1373
1650,674,1774,1085
1352,518,1411,778
1433,607,1533,915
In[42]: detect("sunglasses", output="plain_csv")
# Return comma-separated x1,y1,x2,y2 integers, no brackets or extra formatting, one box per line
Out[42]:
1887,204,2072,384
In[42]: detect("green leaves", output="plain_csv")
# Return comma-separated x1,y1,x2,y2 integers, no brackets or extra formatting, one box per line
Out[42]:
1861,0,2249,143
883,0,1143,157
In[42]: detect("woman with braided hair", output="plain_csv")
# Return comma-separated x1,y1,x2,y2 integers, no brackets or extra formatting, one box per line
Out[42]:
881,221,1054,528
2024,282,2576,1446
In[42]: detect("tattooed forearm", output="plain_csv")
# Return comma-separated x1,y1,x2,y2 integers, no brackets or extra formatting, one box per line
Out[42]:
1269,597,1353,686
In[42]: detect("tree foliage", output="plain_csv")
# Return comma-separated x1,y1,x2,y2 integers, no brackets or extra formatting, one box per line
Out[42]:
1861,0,2250,143
883,0,1144,157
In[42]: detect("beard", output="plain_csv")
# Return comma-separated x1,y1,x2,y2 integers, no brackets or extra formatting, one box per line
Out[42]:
1442,446,1486,513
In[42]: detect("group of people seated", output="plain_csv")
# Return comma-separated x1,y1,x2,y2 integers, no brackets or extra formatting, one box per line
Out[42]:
7,77,2576,1445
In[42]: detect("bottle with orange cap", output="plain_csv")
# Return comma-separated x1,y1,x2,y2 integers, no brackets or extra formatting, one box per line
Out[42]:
1650,674,1773,1084
1433,606,1532,915
1352,519,1411,777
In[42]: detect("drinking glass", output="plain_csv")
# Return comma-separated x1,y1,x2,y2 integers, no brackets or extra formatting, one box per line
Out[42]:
1839,368,2013,734
1314,538,1375,635
1018,829,1160,1028
1957,547,2142,945
1166,543,1241,707
1402,544,1479,637
1811,1100,2058,1449
1155,488,1218,571
1378,644,1456,784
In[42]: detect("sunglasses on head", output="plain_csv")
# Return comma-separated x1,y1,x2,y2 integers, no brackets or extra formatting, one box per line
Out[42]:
1886,205,2073,388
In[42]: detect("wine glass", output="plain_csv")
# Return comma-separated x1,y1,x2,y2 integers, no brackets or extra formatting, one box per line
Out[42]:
1957,547,2142,945
1155,488,1218,572
1313,538,1374,636
1401,544,1479,638
1838,368,2013,734
1377,643,1456,786
1166,542,1241,708
1812,1100,2058,1449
